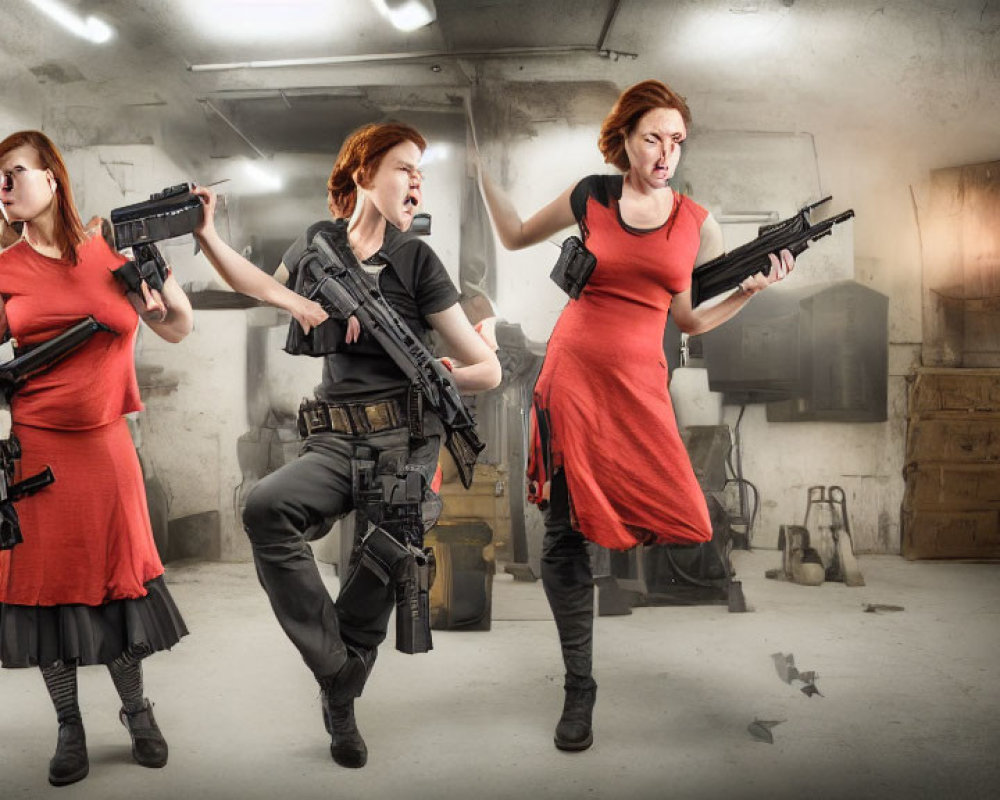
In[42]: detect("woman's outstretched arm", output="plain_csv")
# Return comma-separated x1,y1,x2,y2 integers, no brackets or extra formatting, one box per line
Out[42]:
475,150,577,251
191,186,328,333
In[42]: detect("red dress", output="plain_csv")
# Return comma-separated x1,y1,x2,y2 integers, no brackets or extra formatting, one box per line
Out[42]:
0,234,163,606
527,175,713,550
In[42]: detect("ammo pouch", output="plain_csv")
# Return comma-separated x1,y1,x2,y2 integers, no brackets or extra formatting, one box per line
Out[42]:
283,316,345,357
550,235,597,299
357,526,436,654
283,249,347,356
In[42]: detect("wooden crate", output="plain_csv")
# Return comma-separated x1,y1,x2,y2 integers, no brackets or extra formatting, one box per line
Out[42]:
909,368,1000,415
906,416,1000,463
902,509,1000,559
903,368,1000,559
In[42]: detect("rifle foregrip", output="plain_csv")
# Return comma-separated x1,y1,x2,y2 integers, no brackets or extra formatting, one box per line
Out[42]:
690,203,855,307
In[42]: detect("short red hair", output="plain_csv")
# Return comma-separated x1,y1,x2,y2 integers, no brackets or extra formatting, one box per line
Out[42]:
598,80,692,173
327,122,427,218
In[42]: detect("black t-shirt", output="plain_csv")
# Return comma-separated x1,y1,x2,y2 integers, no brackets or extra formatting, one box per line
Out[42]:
283,221,460,401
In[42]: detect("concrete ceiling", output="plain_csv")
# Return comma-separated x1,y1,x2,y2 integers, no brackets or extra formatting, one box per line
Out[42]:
1,0,997,170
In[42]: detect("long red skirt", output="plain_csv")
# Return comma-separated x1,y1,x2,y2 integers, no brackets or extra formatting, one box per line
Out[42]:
0,418,164,606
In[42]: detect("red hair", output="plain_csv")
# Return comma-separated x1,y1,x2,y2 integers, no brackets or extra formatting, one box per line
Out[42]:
598,80,692,172
0,130,87,264
327,122,426,218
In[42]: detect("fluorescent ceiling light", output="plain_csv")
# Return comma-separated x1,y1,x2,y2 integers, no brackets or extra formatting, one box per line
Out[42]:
242,160,283,193
178,0,336,43
371,0,437,32
27,0,114,44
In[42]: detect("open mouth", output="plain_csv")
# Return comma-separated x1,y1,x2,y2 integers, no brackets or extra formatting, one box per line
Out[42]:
404,192,419,209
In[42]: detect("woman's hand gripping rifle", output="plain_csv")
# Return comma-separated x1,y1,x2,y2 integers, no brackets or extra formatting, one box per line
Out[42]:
691,196,855,307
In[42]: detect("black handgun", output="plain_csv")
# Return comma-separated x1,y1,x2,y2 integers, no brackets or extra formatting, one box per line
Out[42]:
691,197,855,307
110,183,204,293
351,452,435,654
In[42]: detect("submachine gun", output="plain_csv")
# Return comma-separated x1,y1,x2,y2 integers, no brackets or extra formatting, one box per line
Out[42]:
297,221,485,654
0,317,114,549
109,183,204,294
691,196,855,307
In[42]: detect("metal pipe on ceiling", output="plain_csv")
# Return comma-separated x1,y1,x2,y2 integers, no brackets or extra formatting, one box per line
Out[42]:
200,99,268,158
188,43,634,72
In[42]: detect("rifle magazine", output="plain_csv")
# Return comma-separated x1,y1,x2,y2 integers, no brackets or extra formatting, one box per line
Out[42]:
445,428,483,490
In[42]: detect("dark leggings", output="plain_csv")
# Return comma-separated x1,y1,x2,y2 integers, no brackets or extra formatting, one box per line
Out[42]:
41,646,150,724
540,470,596,691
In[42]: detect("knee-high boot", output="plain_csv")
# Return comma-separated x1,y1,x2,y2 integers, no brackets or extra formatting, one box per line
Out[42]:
541,471,597,751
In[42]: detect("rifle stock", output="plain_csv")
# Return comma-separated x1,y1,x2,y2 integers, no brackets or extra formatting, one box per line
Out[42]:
691,197,855,307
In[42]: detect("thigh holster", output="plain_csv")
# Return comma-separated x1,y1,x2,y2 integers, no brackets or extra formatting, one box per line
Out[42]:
346,445,436,654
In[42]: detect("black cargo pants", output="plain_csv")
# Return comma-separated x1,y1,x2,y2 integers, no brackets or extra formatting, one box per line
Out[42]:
242,422,440,681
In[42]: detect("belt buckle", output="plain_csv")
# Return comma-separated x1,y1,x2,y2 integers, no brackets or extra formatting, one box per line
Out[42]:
301,403,331,436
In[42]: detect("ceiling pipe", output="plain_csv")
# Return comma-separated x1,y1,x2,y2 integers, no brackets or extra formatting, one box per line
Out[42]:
597,0,622,52
188,43,634,73
200,99,269,158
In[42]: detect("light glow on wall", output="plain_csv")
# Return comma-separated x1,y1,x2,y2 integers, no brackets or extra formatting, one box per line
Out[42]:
27,0,113,44
242,160,283,193
421,142,450,166
678,7,788,59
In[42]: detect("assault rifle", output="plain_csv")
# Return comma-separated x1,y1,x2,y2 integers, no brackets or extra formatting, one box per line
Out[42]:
301,223,485,489
0,317,114,549
691,197,855,307
109,183,204,294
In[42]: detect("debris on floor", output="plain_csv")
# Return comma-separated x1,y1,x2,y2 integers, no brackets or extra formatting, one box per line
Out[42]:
863,603,905,613
772,652,823,697
747,718,785,744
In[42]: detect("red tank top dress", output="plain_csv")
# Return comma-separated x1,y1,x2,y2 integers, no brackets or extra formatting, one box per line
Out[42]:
527,175,713,550
0,234,163,606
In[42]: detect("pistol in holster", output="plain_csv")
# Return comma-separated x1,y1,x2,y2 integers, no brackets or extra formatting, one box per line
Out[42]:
351,446,436,654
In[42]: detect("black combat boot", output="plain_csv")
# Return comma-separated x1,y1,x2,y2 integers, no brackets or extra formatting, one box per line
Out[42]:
119,699,168,768
48,716,89,786
323,698,367,768
555,684,597,751
319,646,376,768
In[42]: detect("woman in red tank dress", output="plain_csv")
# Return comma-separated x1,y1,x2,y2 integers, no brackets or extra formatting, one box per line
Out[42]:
478,81,795,751
0,131,193,786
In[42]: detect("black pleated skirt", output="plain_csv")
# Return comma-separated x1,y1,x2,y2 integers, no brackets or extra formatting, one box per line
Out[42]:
0,576,188,668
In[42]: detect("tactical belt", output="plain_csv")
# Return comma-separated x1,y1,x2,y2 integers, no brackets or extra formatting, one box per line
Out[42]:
298,395,408,437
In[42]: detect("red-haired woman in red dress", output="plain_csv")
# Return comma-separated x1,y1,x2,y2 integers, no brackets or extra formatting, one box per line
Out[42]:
477,80,795,752
0,130,193,785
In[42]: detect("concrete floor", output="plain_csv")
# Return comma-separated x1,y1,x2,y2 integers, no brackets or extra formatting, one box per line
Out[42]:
1,550,998,800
